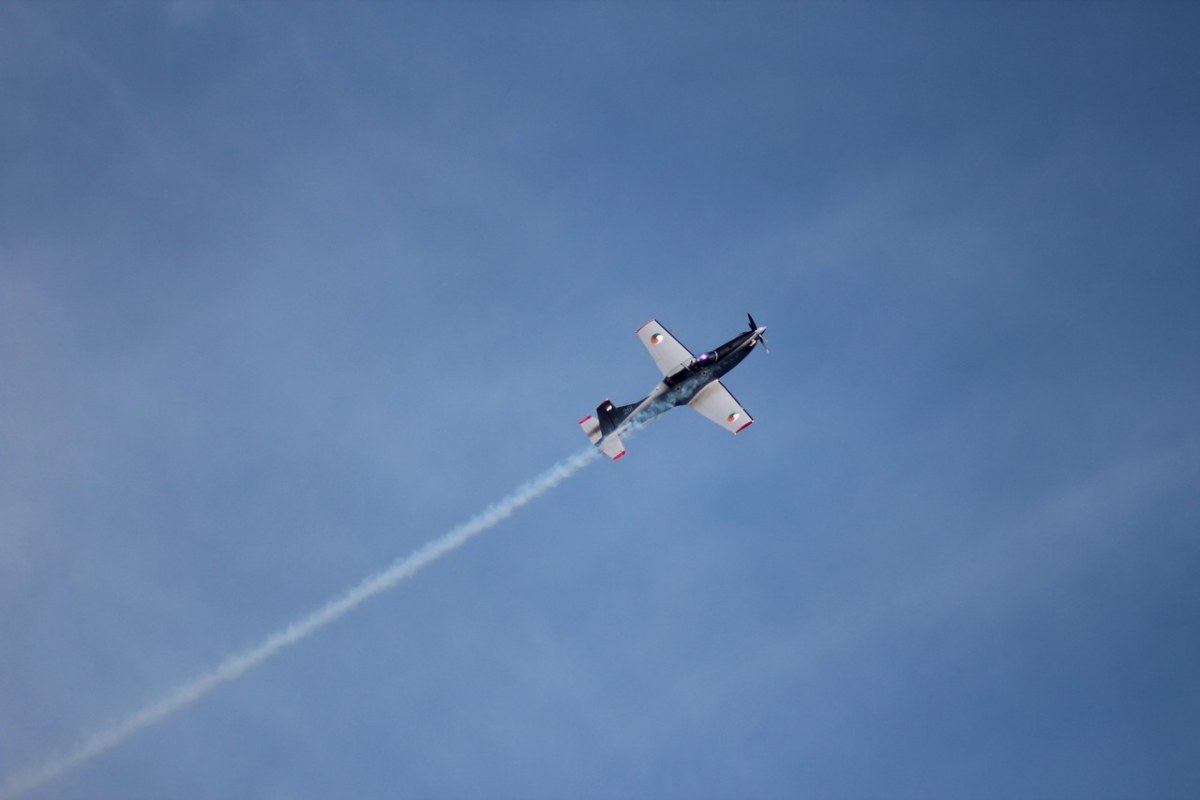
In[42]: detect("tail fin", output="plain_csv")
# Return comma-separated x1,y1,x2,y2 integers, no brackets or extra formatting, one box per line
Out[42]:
596,399,637,436
579,399,633,460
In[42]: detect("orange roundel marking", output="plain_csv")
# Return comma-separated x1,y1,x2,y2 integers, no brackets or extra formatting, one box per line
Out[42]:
650,333,663,344
727,412,740,423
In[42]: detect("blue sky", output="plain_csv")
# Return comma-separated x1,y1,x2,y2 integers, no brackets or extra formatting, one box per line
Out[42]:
2,2,1198,798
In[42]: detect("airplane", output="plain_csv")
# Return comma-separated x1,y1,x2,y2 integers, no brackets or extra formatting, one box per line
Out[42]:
579,314,767,460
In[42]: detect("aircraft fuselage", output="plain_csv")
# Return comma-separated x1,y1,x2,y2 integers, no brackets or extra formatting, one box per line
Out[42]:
638,327,760,418
580,315,766,459
608,326,763,433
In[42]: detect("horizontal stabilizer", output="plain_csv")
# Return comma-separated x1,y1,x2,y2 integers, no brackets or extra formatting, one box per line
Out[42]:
599,432,626,460
578,414,602,445
580,400,631,460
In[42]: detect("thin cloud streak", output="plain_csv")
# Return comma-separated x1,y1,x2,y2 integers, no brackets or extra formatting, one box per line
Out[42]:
0,447,600,799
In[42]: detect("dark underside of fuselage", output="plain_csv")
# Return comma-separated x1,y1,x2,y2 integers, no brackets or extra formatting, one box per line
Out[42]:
664,330,755,390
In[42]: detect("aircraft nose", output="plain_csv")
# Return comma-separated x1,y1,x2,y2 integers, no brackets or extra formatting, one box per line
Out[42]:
753,326,769,353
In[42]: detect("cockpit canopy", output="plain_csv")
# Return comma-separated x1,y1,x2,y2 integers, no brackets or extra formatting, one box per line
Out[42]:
664,351,719,388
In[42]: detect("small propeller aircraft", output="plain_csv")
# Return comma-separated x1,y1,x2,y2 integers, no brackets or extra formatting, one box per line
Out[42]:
579,314,767,460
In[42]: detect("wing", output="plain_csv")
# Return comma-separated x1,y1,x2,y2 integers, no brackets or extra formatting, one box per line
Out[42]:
636,320,694,377
688,380,753,434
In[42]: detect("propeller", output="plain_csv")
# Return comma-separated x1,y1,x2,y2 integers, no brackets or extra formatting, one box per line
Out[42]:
748,313,768,353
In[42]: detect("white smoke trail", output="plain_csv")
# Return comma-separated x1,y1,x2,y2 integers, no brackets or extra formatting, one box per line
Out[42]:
1,447,600,800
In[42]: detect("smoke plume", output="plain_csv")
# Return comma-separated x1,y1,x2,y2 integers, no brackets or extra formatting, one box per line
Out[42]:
1,447,600,799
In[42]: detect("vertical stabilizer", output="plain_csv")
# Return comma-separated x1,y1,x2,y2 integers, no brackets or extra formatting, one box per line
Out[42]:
580,400,630,460
595,399,637,436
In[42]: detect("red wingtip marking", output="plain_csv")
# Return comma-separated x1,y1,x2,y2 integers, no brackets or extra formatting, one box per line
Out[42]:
612,450,627,460
735,420,753,433
579,415,593,425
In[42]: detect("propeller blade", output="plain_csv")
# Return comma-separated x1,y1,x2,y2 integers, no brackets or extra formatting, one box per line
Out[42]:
748,313,767,352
